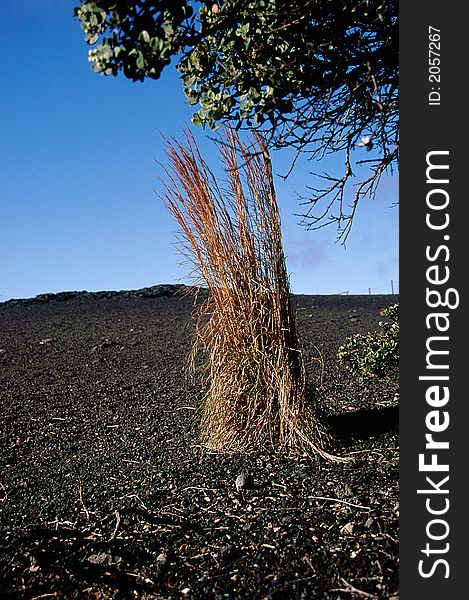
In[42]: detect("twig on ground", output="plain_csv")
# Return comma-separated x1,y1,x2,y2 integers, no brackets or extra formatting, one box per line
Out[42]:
109,510,121,540
46,518,77,529
373,532,398,544
348,448,399,456
307,496,370,510
120,493,149,510
0,482,9,504
78,481,90,521
330,578,378,598
272,482,287,490
180,486,219,492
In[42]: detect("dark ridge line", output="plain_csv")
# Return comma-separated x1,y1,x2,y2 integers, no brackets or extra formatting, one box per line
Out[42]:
1,284,208,306
1,285,398,307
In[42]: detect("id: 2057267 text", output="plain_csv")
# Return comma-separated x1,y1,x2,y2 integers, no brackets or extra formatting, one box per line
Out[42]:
428,26,441,106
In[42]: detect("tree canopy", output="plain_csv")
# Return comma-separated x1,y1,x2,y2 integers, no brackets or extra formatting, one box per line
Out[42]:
75,0,398,241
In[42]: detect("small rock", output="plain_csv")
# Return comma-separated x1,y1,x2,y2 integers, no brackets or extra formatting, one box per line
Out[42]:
340,522,354,535
235,472,254,491
219,544,238,561
87,551,113,566
114,555,124,567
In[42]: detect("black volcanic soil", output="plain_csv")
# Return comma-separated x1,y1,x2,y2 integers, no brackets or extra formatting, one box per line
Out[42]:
0,287,399,599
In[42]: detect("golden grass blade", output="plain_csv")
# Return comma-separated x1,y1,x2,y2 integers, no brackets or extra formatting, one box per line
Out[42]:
161,129,343,460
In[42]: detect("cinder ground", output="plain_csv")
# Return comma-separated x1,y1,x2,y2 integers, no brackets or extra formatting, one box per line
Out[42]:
0,287,399,599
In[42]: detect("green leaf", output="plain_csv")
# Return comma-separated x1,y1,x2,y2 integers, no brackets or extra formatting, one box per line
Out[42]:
191,112,203,126
136,52,145,69
139,30,150,43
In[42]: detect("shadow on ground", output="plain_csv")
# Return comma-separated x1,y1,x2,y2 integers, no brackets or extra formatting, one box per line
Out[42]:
327,406,399,440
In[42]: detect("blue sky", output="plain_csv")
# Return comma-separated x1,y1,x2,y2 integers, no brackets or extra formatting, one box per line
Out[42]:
0,1,398,301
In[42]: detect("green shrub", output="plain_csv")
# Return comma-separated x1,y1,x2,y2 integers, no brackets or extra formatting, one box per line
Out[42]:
337,304,399,382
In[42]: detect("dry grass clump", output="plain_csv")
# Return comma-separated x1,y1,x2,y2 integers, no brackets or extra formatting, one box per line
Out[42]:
162,130,335,458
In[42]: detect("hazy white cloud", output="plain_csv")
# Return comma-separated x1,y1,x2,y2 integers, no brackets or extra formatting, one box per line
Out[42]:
284,235,329,271
376,262,389,278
